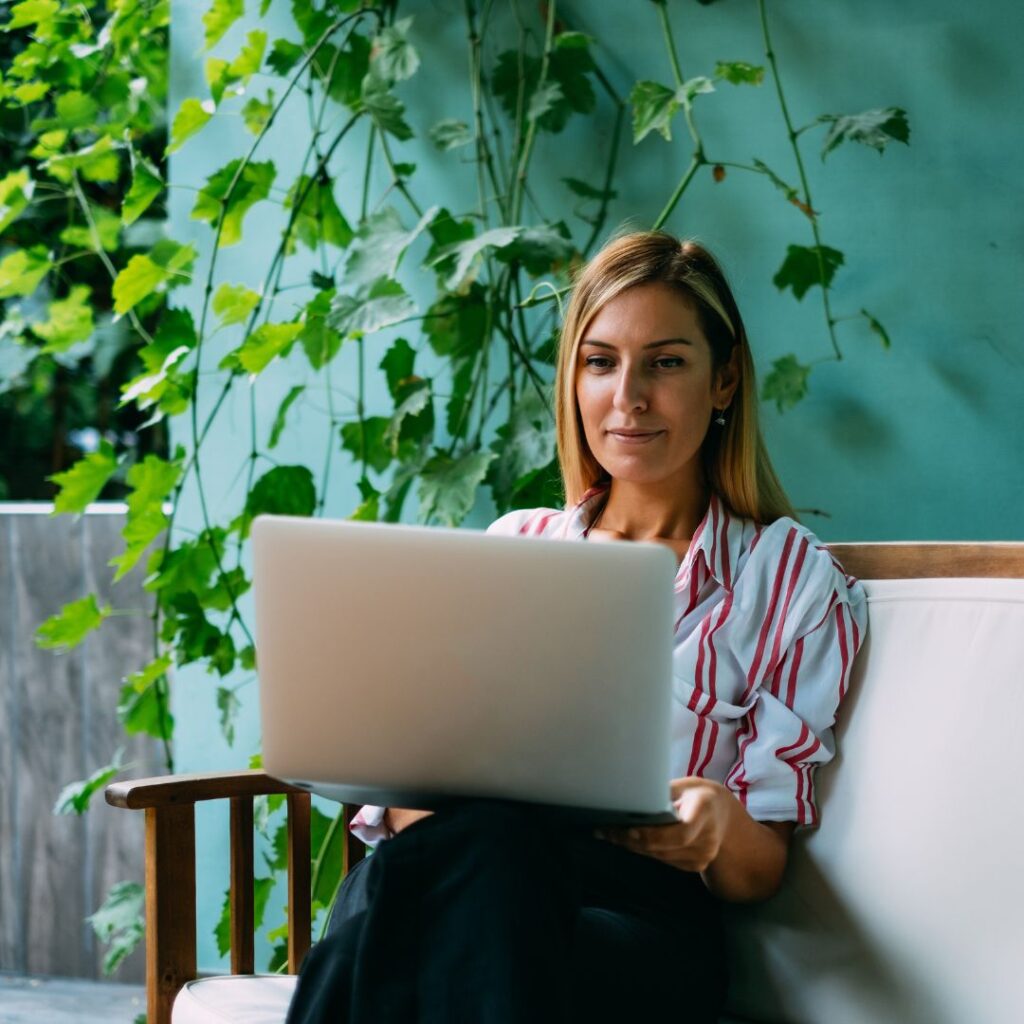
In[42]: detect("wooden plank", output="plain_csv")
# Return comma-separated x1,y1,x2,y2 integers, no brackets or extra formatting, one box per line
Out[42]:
229,797,255,974
828,542,1024,581
287,792,311,973
145,804,196,1024
82,512,163,984
106,769,306,809
0,515,22,973
10,513,90,978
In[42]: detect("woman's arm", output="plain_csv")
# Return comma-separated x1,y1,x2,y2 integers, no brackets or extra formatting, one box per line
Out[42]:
598,778,794,903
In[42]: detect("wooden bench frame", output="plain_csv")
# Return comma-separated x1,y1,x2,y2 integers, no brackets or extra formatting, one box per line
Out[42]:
105,541,1024,1024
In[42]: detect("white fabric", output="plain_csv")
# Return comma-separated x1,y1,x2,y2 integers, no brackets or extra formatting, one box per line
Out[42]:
172,975,297,1024
723,577,1024,1024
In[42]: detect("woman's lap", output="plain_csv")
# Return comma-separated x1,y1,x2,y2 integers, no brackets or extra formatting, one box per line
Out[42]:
292,799,727,1023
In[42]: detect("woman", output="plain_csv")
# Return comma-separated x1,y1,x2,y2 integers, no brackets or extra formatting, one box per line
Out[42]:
286,231,867,1023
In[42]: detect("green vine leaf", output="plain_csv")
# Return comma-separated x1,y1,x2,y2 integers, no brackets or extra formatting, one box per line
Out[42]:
762,354,811,412
428,119,472,151
772,244,844,300
283,174,353,254
0,245,51,299
714,60,765,85
120,307,197,415
317,33,371,109
191,159,276,247
0,169,34,232
860,308,891,349
47,439,119,514
268,385,305,449
495,223,575,276
214,877,273,957
417,450,496,527
225,321,303,375
328,277,416,339
213,282,261,326
87,880,145,976
36,594,113,652
112,239,197,316
428,226,521,291
202,0,244,50
562,177,617,202
267,38,304,77
379,337,416,399
384,380,433,455
345,205,437,286
298,289,343,369
341,417,393,475
54,750,124,815
31,284,94,352
360,73,413,140
168,98,214,154
817,107,910,160
109,450,184,581
216,686,242,746
239,465,317,539
423,285,487,360
117,655,174,739
5,0,60,31
60,205,122,252
370,16,420,83
44,135,121,183
122,159,163,226
242,89,275,135
488,389,556,507
56,90,99,130
629,80,679,143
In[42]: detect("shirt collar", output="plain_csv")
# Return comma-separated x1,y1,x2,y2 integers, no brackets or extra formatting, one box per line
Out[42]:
568,482,737,590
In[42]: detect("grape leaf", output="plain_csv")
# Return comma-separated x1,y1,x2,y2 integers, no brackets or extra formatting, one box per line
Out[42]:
762,354,811,412
191,159,276,247
36,593,113,652
772,244,844,300
87,881,144,976
48,440,119,514
818,107,910,159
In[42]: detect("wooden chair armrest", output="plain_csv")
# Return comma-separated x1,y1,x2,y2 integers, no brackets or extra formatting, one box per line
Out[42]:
105,769,364,1024
104,768,304,809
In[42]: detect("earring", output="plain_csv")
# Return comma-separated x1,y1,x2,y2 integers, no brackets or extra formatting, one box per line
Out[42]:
714,408,727,426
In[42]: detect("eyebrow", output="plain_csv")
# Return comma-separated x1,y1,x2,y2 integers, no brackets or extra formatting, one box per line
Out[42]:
579,338,695,350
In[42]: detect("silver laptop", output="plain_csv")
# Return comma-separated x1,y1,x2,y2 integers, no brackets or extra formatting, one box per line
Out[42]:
251,513,678,825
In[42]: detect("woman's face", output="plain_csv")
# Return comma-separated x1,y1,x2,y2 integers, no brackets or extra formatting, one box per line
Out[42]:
574,281,738,488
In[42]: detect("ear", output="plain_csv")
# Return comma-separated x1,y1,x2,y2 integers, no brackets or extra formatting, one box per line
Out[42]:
711,346,741,409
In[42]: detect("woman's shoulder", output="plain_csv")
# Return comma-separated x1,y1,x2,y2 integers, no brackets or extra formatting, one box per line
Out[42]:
738,514,866,630
485,506,568,537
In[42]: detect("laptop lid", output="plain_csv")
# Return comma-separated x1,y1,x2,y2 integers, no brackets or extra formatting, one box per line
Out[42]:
252,514,677,822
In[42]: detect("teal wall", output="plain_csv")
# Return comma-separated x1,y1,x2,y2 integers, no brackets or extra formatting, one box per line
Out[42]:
168,0,1024,968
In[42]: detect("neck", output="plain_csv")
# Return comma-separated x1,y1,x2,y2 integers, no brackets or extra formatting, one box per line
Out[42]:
595,468,710,542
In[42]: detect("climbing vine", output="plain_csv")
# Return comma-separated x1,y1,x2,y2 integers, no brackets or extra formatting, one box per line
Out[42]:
4,0,909,976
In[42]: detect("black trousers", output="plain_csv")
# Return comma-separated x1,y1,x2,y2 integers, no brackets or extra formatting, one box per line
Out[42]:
286,799,728,1023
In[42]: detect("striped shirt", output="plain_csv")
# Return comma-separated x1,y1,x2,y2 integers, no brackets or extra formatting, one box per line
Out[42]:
350,482,867,845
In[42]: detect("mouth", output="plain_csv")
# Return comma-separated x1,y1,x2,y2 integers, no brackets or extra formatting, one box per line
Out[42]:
607,430,664,445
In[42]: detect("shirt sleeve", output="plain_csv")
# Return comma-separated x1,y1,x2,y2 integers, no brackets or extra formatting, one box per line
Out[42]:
349,804,393,847
724,540,868,828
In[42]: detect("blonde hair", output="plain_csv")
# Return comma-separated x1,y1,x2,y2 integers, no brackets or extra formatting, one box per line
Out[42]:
554,230,796,525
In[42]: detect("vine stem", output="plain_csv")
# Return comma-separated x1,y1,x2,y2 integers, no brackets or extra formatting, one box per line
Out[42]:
649,3,705,230
757,0,842,362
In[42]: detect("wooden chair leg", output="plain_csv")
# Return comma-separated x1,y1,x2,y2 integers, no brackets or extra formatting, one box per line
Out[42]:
145,804,197,1024
229,796,255,975
287,792,312,972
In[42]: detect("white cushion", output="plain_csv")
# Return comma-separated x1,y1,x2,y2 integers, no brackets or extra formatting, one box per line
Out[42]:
723,577,1024,1024
172,975,296,1024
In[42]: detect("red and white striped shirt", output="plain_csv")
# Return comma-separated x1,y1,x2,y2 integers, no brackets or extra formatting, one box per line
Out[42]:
350,482,867,845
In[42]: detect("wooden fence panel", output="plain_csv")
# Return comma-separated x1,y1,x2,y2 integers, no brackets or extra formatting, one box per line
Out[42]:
0,507,161,983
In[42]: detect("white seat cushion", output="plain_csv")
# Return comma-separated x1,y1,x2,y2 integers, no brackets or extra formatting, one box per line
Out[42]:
172,975,296,1024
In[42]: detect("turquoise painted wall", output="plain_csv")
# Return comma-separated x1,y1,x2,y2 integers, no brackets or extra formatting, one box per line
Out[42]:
168,1,1024,968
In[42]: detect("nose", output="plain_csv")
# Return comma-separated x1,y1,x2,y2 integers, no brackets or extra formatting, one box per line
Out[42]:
612,363,649,413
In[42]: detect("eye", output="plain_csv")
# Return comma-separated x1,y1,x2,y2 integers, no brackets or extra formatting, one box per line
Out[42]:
654,357,684,368
583,356,613,369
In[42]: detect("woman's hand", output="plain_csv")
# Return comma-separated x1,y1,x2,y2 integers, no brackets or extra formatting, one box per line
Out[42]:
595,777,794,901
383,807,434,835
595,777,732,873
